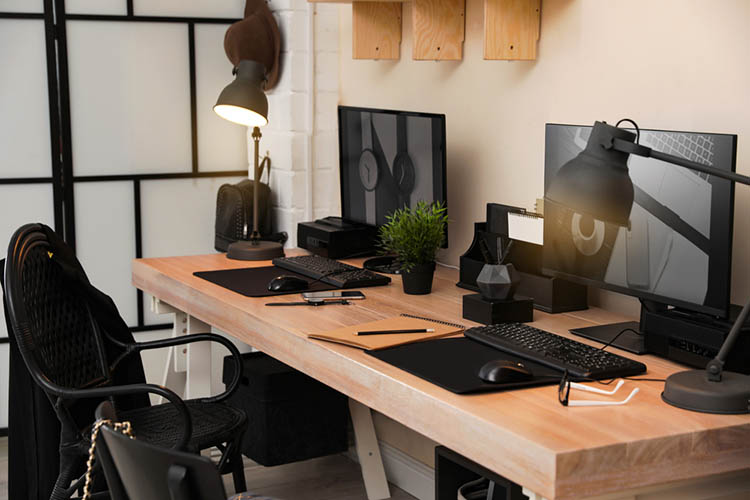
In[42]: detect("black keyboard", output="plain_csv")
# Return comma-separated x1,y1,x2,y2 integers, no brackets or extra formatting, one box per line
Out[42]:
272,255,391,289
464,323,647,379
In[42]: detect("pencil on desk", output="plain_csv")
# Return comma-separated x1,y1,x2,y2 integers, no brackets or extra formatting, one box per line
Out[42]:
356,328,435,336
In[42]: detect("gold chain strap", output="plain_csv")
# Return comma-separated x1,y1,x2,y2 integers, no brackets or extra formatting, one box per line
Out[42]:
82,419,134,500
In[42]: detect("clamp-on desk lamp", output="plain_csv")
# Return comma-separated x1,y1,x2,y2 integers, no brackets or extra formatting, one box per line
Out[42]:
545,119,750,414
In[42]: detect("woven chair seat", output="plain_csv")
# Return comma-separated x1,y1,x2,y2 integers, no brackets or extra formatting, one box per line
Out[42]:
118,400,247,453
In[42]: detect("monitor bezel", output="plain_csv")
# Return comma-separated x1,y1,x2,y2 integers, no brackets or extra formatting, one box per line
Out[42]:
337,105,449,248
541,122,737,319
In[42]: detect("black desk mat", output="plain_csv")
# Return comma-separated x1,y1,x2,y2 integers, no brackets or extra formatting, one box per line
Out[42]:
367,337,562,394
194,266,337,297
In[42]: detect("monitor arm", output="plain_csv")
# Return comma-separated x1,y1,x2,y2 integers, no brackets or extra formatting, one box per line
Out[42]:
604,135,750,382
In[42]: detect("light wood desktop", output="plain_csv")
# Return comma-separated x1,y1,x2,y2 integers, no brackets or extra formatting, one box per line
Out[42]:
132,251,750,500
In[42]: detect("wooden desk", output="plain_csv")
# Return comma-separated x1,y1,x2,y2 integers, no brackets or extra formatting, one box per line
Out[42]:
132,252,750,500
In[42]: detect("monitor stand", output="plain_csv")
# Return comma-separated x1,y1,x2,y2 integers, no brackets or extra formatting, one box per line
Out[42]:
363,256,402,275
569,321,647,355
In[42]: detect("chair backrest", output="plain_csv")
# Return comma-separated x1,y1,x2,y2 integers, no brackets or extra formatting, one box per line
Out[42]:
4,223,109,390
96,402,228,500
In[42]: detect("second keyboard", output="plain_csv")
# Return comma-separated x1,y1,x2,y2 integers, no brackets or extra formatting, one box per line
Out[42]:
273,255,391,289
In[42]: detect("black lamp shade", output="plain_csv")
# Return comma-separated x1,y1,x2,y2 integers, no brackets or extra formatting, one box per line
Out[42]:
545,121,636,227
214,60,268,127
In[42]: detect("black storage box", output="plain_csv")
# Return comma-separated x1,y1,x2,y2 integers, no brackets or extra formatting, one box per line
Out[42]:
223,352,349,466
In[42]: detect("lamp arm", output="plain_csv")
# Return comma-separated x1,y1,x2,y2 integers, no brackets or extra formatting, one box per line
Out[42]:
611,138,750,186
251,126,262,241
705,299,750,381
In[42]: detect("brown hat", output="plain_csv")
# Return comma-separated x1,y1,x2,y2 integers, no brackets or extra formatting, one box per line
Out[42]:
224,0,281,90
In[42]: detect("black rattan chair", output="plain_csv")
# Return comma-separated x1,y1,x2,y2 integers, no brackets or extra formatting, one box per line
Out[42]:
3,223,248,499
94,402,279,500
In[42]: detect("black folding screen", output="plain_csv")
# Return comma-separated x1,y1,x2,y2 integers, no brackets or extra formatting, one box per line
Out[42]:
0,0,246,336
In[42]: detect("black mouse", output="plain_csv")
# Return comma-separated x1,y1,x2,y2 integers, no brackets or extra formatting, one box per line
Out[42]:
268,275,309,292
478,359,533,384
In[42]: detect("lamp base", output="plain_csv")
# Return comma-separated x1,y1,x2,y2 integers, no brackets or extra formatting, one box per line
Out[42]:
227,240,284,261
662,369,750,414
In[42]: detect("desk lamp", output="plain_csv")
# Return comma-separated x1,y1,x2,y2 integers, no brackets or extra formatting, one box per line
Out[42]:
214,60,283,260
545,119,750,414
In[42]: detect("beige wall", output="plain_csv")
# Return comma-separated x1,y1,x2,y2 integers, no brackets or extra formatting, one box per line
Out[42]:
339,0,750,317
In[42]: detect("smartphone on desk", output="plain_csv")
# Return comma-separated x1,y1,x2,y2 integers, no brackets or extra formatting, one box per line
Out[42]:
302,290,366,302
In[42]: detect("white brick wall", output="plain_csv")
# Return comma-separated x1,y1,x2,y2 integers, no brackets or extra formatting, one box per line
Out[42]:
252,1,341,247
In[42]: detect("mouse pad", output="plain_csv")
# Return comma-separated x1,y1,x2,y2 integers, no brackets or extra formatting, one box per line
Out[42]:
367,337,562,394
194,266,338,297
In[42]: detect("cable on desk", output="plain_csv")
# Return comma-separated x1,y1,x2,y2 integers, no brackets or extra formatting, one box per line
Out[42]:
591,327,665,381
598,327,643,352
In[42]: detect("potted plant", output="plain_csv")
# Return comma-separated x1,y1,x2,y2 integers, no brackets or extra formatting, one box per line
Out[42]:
378,201,448,295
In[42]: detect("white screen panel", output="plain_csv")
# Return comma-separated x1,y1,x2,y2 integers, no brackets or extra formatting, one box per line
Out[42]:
0,184,55,339
0,0,43,13
66,0,127,15
134,0,243,18
0,19,52,178
140,176,243,324
67,21,192,176
74,182,137,326
195,24,248,172
0,344,8,428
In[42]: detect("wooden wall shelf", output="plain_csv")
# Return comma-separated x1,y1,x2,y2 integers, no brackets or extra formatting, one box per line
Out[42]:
310,0,541,61
352,2,403,59
413,0,465,60
484,0,540,60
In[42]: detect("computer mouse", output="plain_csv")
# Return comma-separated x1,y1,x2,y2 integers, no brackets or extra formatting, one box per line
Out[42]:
268,275,309,292
478,359,533,384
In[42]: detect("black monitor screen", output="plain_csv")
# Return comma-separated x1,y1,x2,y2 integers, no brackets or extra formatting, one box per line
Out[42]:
543,124,736,318
338,106,447,233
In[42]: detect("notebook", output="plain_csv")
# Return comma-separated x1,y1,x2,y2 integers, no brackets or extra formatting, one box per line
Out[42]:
308,314,464,350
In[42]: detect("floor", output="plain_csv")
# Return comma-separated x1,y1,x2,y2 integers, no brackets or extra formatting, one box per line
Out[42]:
0,437,414,500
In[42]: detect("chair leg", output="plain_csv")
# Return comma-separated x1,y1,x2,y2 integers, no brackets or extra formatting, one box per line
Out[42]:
230,445,247,494
50,459,83,500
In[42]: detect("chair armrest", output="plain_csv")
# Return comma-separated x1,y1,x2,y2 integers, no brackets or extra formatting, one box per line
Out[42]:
131,333,244,404
37,379,192,450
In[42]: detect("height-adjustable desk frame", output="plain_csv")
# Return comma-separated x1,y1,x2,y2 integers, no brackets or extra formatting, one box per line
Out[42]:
133,251,750,500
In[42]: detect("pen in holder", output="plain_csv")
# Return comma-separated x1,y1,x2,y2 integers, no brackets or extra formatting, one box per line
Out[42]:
463,240,534,325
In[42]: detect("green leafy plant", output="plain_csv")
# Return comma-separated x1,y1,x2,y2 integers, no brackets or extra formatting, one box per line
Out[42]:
378,201,448,272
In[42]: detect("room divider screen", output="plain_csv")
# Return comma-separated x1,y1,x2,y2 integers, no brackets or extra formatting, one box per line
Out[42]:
0,0,250,431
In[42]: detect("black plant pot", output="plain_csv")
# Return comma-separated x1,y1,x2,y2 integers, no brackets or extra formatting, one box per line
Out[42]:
401,262,436,295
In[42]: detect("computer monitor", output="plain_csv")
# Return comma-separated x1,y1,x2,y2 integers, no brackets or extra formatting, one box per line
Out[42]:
543,123,736,349
337,106,447,238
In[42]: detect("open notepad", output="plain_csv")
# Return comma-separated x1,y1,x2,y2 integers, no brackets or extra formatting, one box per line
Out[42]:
308,315,464,350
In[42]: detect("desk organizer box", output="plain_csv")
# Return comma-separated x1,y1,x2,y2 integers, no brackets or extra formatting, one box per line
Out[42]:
223,351,349,466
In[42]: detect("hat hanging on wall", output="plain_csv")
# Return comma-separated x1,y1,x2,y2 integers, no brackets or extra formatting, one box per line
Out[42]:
224,0,281,90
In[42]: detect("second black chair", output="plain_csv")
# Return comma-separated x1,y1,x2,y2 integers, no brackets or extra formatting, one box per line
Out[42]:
94,401,279,500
